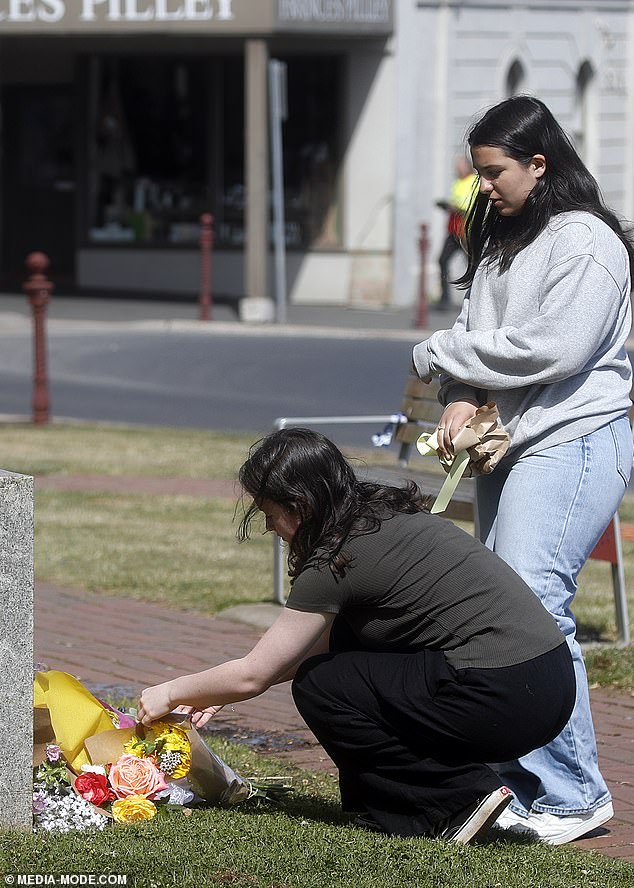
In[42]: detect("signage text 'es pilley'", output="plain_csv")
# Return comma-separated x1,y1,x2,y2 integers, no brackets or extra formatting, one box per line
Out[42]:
0,0,233,23
0,0,391,26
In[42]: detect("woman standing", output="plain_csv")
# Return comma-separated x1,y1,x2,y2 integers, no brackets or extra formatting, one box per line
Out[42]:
413,95,633,844
138,428,575,844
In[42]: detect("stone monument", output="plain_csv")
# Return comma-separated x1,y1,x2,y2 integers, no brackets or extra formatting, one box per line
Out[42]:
0,470,34,828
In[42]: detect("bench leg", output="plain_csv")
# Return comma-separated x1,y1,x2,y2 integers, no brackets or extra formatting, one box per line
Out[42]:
610,514,630,645
398,440,412,468
273,534,286,605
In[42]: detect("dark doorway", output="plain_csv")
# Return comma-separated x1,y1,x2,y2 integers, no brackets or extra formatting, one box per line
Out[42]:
1,85,76,288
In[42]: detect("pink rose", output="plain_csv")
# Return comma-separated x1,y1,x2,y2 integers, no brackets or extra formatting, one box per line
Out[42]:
75,772,114,807
108,754,168,800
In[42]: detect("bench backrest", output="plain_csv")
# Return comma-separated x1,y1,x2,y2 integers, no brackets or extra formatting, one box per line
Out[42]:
394,375,442,465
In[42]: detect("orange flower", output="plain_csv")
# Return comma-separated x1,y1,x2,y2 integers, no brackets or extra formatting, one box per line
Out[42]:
108,753,168,800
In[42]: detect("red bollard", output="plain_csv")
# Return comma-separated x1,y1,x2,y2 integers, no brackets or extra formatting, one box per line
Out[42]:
415,223,430,329
199,213,214,321
22,252,54,424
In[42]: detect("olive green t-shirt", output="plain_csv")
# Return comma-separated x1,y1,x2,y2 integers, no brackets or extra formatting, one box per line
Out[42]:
286,510,564,670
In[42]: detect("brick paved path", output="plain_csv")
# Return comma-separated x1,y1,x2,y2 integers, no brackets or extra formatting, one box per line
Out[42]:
34,578,634,862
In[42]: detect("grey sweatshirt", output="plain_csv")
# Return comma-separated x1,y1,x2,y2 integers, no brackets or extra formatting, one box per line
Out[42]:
412,211,633,457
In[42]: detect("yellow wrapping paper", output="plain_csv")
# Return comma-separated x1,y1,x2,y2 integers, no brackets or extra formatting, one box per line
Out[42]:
34,671,117,773
417,402,510,514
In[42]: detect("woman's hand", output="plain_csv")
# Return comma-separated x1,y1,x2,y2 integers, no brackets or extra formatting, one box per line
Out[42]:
173,704,225,729
137,682,175,726
436,399,480,457
137,692,223,729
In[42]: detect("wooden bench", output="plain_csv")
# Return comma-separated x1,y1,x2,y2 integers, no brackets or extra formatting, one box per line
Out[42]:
354,375,476,522
272,372,631,644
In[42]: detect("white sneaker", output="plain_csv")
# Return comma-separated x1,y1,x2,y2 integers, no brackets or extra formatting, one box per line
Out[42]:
496,801,613,845
494,806,533,832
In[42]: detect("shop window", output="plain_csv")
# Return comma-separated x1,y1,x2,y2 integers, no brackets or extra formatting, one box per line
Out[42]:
86,56,210,246
216,56,246,248
574,61,597,171
84,53,341,250
219,54,342,250
505,59,526,97
280,54,341,249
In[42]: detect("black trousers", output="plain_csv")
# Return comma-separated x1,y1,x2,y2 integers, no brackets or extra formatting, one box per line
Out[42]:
292,622,575,837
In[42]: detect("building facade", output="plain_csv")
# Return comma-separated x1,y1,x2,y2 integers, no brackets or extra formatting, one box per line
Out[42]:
1,0,632,309
0,0,396,306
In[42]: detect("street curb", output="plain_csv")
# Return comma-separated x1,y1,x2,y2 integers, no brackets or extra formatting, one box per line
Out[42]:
2,310,634,350
0,312,428,342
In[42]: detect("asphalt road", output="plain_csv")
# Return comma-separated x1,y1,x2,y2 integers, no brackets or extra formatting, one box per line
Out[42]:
3,306,632,452
0,323,417,448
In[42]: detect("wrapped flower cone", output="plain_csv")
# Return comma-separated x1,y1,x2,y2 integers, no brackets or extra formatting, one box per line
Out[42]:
416,403,510,513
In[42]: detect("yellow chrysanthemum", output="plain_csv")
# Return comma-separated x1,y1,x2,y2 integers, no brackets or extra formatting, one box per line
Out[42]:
123,723,191,777
154,722,190,753
111,795,157,823
123,739,147,758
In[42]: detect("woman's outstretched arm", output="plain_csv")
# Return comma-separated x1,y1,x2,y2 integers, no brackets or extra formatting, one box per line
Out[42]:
137,607,334,725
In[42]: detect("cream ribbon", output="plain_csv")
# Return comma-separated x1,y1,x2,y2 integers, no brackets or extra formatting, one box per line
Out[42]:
416,431,471,514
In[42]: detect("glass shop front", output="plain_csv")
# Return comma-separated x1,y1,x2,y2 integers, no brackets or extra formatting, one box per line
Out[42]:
0,1,393,302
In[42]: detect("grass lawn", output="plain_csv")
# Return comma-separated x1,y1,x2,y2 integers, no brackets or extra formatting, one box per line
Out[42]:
0,422,253,479
3,737,633,888
34,490,272,613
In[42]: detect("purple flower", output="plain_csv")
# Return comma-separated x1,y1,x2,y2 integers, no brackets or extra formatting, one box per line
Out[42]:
32,791,48,814
46,744,62,763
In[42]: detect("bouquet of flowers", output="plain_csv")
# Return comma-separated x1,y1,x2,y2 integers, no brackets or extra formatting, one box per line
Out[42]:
33,670,290,832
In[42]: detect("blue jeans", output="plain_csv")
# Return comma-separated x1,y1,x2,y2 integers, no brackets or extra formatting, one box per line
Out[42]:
476,417,632,816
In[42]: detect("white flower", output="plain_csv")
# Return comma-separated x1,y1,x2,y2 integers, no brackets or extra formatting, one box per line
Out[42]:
46,743,62,763
33,790,108,833
80,764,107,776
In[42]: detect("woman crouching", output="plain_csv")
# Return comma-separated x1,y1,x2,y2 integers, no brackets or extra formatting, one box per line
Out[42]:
138,428,574,844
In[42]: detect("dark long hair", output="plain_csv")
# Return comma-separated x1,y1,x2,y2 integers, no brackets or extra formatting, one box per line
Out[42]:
458,95,634,287
237,428,428,578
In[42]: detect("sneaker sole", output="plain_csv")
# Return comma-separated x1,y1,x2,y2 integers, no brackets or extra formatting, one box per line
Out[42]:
450,786,514,845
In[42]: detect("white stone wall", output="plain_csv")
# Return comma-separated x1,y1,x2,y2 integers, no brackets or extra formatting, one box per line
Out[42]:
393,0,633,307
343,42,395,254
0,471,34,830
